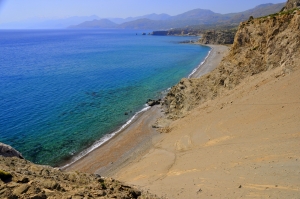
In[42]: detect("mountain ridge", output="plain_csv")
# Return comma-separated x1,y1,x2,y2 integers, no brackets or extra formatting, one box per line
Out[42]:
71,3,285,29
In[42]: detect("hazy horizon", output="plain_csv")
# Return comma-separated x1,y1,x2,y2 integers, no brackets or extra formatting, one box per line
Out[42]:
0,0,285,25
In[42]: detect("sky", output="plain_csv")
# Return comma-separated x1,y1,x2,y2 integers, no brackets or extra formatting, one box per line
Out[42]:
0,0,286,24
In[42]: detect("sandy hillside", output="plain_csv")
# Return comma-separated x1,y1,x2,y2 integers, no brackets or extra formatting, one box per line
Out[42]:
113,65,300,198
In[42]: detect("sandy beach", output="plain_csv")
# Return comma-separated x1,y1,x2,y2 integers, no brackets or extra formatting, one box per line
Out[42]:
190,44,229,78
64,45,228,174
64,105,163,174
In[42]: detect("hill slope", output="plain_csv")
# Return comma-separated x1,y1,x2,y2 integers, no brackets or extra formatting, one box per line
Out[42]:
164,8,300,118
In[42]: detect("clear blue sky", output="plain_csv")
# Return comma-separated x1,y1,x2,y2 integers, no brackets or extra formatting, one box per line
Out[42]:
0,0,286,23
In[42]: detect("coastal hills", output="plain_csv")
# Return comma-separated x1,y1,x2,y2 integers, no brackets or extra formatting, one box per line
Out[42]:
70,3,285,29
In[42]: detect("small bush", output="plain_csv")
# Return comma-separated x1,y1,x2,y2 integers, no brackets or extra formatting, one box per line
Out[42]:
0,170,12,181
100,181,107,189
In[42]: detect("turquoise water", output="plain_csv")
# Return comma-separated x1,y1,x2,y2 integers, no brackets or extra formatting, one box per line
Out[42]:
0,29,210,166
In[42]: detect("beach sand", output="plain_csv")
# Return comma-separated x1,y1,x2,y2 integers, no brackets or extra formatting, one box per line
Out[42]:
64,45,228,174
111,64,300,198
64,105,163,174
190,44,229,78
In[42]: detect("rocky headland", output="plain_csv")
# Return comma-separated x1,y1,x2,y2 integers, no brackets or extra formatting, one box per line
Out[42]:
198,29,236,45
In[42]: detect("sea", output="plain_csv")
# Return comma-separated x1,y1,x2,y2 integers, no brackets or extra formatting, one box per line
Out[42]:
0,29,210,167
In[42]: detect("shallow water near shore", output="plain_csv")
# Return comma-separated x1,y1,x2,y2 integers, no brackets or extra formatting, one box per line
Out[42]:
0,29,210,166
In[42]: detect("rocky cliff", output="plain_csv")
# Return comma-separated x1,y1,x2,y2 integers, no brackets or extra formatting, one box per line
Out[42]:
198,29,236,44
0,146,159,199
164,6,300,119
285,0,300,10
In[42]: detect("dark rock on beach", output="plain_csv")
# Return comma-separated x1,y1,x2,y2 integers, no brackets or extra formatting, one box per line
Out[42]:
147,99,161,106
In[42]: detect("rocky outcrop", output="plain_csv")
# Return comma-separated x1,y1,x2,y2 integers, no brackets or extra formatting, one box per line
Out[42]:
0,142,24,159
147,99,161,106
164,7,300,119
0,156,160,199
285,0,300,10
199,30,236,44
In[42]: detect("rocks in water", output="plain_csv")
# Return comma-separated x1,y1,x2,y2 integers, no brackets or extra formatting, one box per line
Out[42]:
147,99,161,106
152,31,168,35
180,40,195,44
0,142,24,159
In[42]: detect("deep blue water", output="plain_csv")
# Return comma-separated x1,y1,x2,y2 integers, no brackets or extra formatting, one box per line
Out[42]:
0,29,210,166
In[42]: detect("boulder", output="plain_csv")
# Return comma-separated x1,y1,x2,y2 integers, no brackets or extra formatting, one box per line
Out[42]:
147,99,161,106
0,142,24,159
285,0,300,10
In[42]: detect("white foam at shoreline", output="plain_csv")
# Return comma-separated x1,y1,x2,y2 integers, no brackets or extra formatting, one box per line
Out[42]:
60,105,151,170
188,48,212,78
61,47,212,170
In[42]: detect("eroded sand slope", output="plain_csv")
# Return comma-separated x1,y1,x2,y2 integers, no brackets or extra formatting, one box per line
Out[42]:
114,62,300,199
113,9,300,199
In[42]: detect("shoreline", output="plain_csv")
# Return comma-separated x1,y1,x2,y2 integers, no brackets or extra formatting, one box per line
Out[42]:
64,105,163,173
64,44,229,174
60,105,151,170
189,44,229,78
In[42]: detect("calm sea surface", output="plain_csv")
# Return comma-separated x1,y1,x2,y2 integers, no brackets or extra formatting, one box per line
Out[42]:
0,29,210,166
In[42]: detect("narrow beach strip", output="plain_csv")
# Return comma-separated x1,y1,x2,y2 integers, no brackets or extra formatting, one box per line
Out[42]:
63,45,229,173
189,44,229,78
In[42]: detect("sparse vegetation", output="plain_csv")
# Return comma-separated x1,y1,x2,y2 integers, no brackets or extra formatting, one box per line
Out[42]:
0,170,12,181
100,181,107,189
259,7,299,19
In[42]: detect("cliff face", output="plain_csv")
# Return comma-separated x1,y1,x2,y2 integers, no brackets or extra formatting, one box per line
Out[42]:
164,8,300,119
198,30,236,44
285,0,300,10
0,156,159,199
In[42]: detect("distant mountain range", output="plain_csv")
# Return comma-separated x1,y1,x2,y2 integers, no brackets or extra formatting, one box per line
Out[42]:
0,3,285,29
70,3,285,30
108,13,172,24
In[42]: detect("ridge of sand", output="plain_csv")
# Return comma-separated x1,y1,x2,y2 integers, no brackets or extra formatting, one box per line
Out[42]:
112,66,300,198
